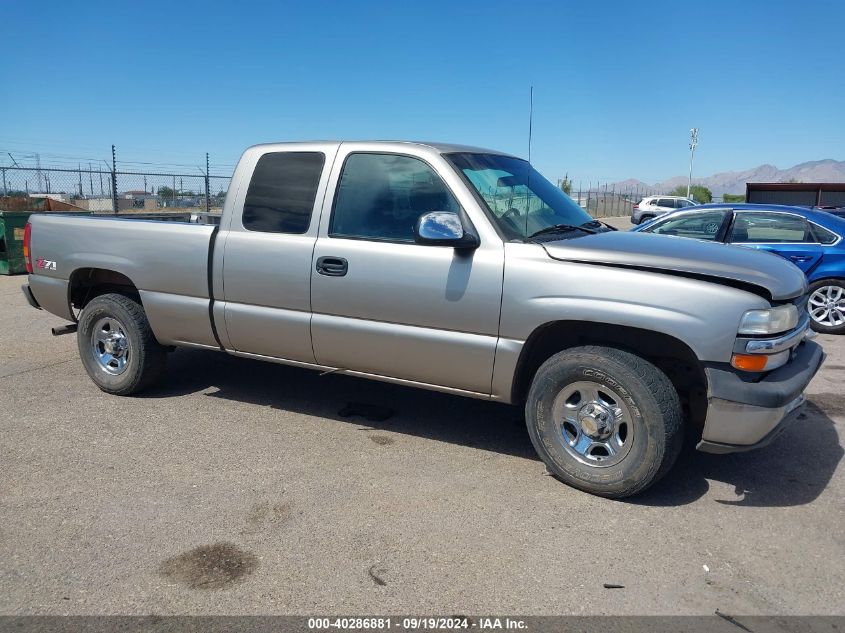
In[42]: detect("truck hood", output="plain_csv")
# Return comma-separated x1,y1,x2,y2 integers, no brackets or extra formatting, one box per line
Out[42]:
542,231,807,301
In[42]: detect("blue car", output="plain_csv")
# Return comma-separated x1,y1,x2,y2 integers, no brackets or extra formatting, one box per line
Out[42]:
633,203,845,334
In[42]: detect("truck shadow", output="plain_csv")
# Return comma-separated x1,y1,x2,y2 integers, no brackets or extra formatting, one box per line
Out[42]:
629,399,843,507
143,349,843,507
144,348,537,460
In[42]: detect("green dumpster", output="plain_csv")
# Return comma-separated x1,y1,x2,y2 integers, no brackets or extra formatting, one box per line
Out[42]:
0,210,92,275
0,211,32,275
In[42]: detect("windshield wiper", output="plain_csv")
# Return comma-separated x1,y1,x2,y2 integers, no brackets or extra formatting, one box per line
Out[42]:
580,219,618,231
527,222,598,239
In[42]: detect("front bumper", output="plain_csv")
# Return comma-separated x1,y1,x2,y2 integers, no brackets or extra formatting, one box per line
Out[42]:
697,340,824,454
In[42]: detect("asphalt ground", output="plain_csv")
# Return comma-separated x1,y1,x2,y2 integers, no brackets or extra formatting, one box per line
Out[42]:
1,226,843,615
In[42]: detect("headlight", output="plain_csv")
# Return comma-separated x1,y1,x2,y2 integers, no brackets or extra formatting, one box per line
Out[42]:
738,304,799,335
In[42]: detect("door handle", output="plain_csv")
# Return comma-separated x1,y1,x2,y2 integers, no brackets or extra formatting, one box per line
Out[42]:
316,256,348,277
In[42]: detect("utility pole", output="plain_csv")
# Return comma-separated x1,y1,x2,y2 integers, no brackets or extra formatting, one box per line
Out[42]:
687,128,699,199
36,153,42,192
111,144,119,213
205,152,210,213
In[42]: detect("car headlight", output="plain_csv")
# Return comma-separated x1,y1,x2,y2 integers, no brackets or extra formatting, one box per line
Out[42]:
738,304,799,335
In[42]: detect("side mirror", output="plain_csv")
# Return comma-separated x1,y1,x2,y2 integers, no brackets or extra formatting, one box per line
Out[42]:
414,211,479,249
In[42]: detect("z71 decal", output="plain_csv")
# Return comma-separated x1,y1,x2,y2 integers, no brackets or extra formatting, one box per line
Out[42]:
36,258,57,271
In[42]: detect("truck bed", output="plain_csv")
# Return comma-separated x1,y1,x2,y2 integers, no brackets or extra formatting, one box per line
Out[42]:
28,214,220,348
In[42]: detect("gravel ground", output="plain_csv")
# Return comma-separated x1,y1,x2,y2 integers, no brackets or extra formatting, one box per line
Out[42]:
1,260,843,615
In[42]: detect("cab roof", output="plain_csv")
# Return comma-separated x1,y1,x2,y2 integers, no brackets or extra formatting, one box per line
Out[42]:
246,140,519,158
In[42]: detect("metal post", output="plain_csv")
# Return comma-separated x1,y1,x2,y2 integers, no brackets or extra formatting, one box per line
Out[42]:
78,164,83,197
205,152,210,213
603,182,608,218
111,144,119,213
89,163,94,196
687,128,699,199
1,167,6,196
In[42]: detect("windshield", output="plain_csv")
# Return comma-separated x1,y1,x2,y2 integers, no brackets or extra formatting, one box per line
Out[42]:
446,152,594,240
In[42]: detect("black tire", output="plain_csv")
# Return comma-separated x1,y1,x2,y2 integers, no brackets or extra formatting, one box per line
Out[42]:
638,214,655,224
807,279,845,335
77,293,166,395
525,345,682,498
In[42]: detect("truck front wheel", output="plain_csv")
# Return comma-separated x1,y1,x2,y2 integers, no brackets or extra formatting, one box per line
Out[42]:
77,293,166,395
525,345,682,498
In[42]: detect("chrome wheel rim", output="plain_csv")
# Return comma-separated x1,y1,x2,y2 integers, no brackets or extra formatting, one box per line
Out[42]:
91,317,130,375
809,285,845,328
551,380,634,468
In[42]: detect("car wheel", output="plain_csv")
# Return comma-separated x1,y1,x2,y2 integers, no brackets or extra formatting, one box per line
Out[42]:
525,345,683,498
77,293,166,395
639,214,655,224
808,280,845,334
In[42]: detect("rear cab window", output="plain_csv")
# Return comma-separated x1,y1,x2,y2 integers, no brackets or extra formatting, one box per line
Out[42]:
242,152,326,233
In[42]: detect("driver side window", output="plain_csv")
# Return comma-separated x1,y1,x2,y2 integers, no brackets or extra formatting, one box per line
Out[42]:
648,210,728,240
329,153,461,242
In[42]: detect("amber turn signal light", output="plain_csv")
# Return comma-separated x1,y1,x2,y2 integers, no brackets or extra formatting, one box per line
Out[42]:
731,353,769,372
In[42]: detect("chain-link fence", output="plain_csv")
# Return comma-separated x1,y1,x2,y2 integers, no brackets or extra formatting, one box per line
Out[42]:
557,181,670,218
0,165,231,213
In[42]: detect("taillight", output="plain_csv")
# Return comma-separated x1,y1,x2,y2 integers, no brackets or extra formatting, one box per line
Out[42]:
633,204,639,209
23,222,33,273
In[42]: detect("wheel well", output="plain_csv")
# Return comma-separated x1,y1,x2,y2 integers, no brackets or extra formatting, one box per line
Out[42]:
69,268,140,313
808,277,845,288
512,321,708,433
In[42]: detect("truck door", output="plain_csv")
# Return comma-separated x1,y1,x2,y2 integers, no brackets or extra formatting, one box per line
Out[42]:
220,144,336,362
310,147,504,395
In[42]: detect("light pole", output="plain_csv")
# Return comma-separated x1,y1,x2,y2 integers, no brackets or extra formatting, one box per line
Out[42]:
687,128,699,199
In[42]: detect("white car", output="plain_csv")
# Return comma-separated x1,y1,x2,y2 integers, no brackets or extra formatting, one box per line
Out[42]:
632,195,697,224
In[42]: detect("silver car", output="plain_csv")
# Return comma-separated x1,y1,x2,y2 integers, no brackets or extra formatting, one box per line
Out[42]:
631,195,698,225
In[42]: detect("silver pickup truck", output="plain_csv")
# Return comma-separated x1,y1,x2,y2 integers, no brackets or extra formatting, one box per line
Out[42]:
21,141,824,497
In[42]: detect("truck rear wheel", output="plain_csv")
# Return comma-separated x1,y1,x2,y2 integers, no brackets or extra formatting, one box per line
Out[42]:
525,345,682,498
77,293,166,395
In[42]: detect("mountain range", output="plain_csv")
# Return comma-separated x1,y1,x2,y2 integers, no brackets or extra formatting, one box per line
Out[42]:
612,159,845,196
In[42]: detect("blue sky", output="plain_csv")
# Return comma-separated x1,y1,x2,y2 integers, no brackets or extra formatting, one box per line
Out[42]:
1,0,843,184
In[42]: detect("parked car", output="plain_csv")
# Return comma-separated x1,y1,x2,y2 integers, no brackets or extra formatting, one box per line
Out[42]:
631,195,697,225
634,203,845,334
21,141,822,498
